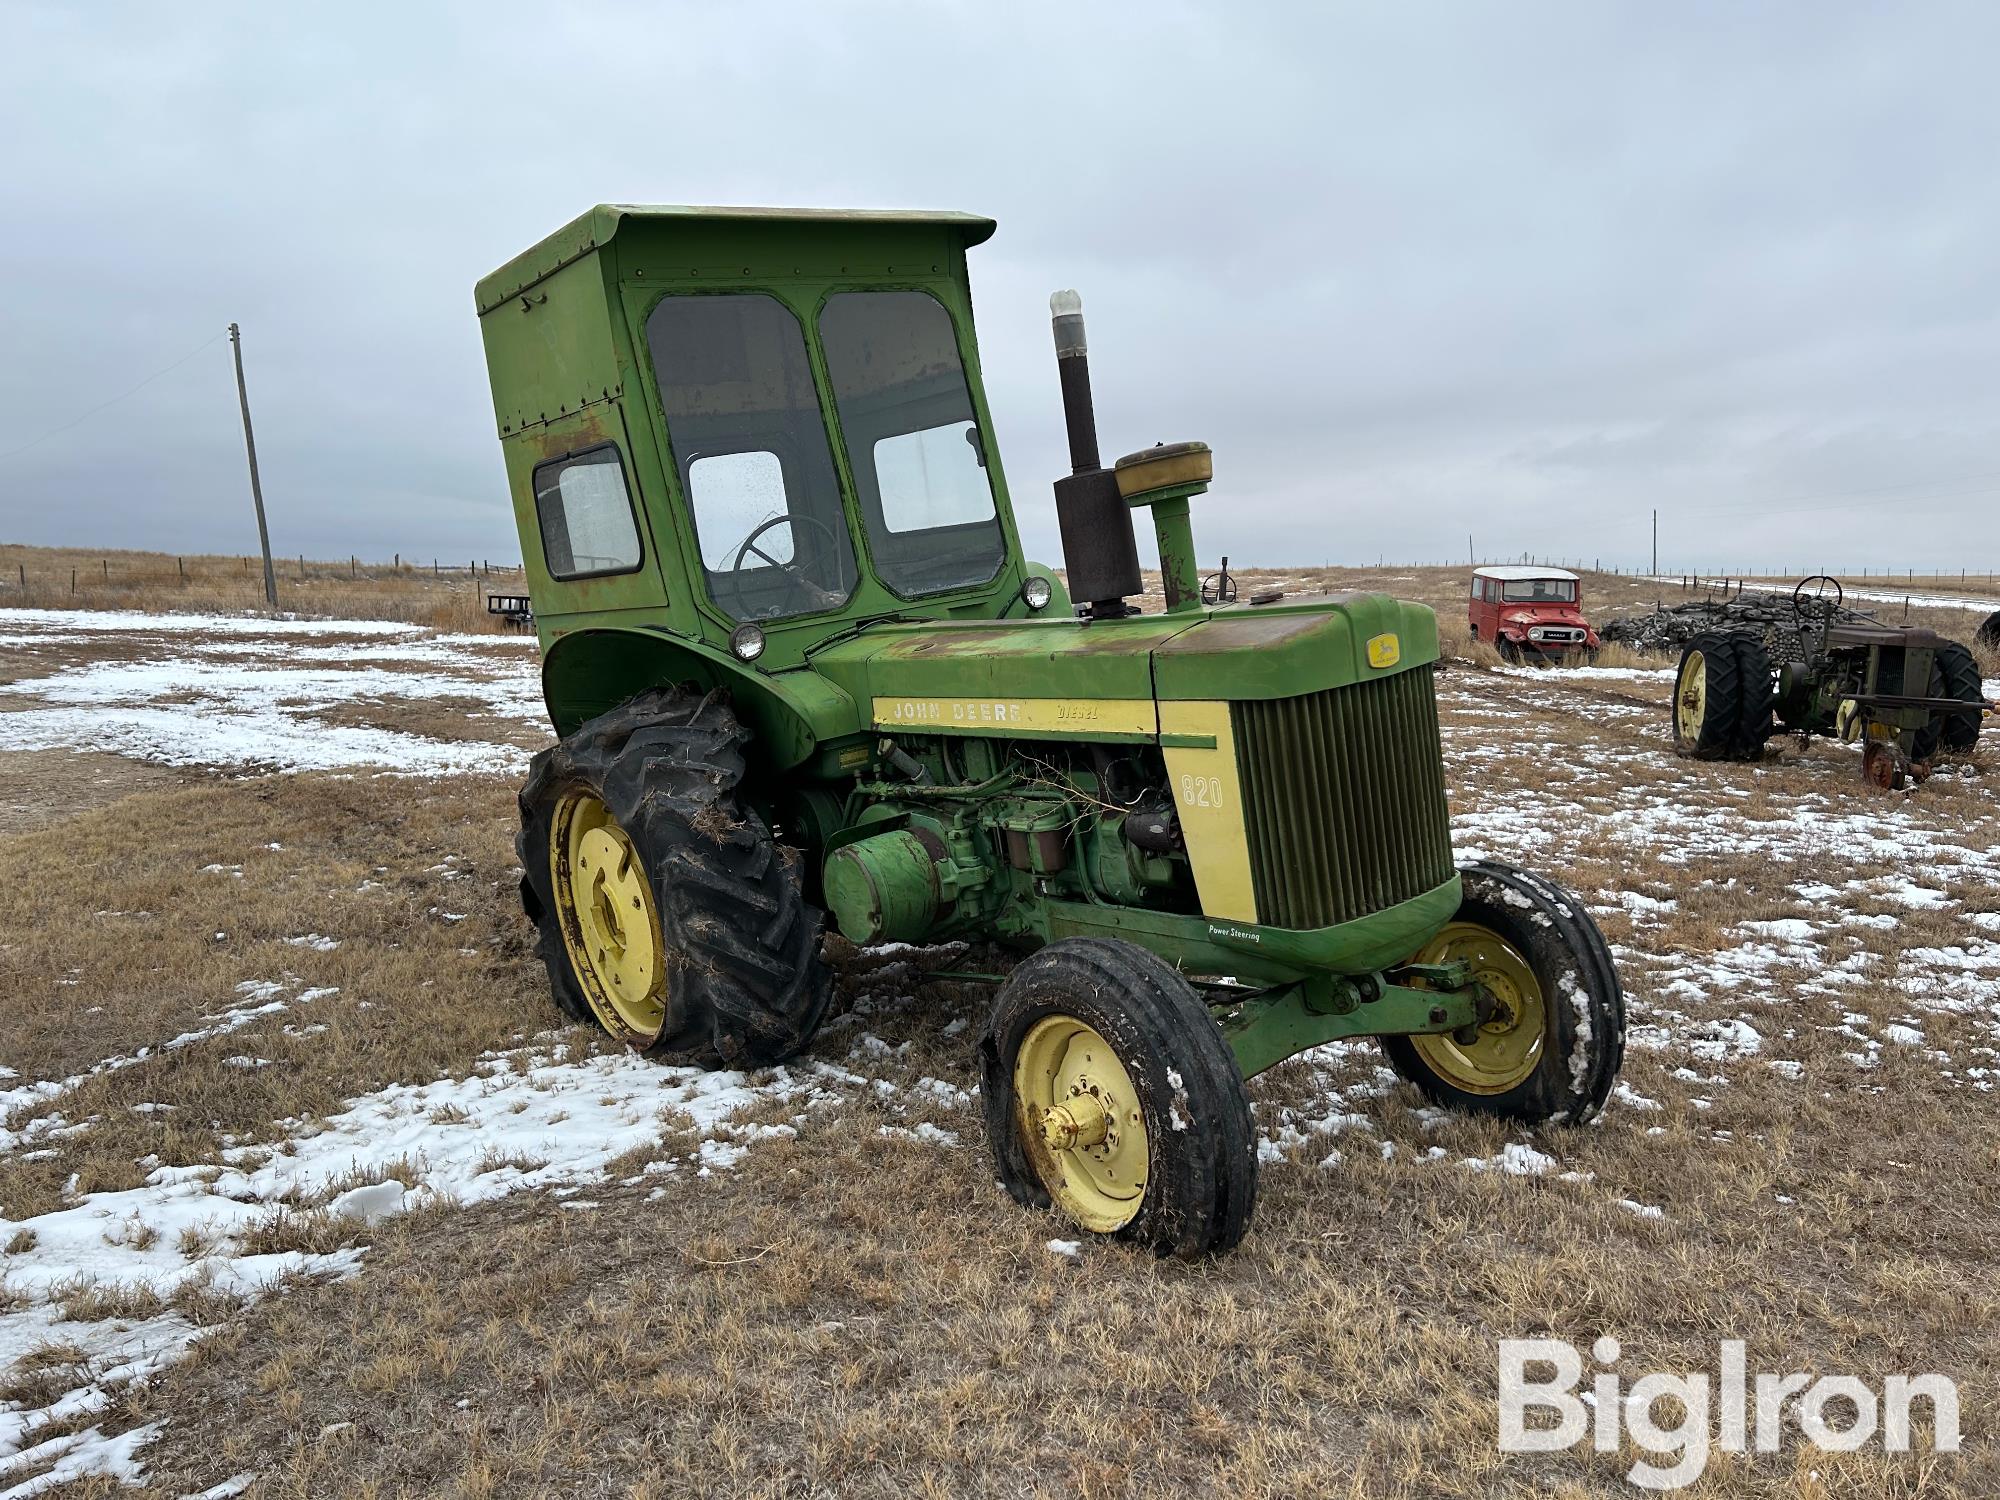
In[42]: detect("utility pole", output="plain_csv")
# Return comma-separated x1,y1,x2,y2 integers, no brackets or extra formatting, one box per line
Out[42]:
228,322,279,609
1651,508,1658,577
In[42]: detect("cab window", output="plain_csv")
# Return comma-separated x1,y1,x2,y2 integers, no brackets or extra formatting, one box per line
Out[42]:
819,291,1006,598
646,293,859,622
532,445,642,580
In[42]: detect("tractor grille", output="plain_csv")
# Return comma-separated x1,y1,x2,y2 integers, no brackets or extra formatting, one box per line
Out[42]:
1232,666,1456,929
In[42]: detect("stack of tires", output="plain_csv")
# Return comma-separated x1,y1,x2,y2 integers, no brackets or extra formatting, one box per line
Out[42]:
1672,632,1774,761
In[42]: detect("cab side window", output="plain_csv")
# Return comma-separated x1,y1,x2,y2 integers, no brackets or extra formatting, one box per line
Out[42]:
533,446,643,579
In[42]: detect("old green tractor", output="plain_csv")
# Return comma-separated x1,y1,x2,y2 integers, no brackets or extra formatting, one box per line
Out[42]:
475,206,1626,1254
1672,576,1993,788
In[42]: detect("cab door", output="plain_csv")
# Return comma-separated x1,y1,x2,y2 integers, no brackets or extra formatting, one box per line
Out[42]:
503,403,672,633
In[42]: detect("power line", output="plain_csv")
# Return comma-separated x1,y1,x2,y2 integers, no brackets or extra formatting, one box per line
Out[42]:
0,329,229,462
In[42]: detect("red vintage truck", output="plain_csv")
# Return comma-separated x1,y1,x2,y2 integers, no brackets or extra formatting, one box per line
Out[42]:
1468,566,1600,662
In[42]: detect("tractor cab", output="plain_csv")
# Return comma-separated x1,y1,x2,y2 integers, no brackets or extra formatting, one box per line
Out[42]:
475,206,1047,683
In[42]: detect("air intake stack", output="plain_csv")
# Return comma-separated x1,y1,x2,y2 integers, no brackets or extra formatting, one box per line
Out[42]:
1049,291,1143,618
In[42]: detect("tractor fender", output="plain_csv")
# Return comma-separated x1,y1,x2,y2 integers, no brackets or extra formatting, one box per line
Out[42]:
540,626,861,771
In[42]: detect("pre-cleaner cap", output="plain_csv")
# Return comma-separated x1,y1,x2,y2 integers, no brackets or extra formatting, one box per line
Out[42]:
1049,288,1087,357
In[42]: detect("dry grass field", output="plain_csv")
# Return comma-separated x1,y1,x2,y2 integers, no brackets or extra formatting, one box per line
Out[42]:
0,545,525,636
0,569,1996,1497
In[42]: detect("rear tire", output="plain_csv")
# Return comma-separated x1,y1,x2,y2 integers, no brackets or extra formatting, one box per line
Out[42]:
980,938,1258,1257
1935,641,1984,754
1384,861,1625,1126
1732,635,1776,754
517,688,832,1068
1672,633,1745,759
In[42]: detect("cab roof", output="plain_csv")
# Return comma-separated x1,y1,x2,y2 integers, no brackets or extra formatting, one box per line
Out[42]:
1473,565,1579,582
475,204,998,315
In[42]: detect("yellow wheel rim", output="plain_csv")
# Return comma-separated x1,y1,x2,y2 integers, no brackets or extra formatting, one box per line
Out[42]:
1409,922,1546,1094
1013,1016,1150,1233
1675,649,1708,744
549,790,666,1040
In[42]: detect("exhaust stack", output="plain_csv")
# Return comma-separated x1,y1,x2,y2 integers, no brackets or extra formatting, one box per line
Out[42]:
1049,290,1141,618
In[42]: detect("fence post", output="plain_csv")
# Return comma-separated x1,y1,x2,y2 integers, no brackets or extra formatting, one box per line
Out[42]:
71,568,77,594
177,557,185,584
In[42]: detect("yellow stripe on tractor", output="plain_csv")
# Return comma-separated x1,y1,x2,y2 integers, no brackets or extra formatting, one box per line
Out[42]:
871,696,1159,738
1159,700,1258,924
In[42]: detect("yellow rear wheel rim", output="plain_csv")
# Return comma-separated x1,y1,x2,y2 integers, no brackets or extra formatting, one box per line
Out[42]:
1409,922,1546,1094
1014,1016,1150,1233
550,790,666,1040
1675,650,1708,743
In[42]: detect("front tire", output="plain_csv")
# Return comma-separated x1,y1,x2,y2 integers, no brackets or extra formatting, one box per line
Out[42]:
1384,861,1625,1126
979,938,1258,1257
517,688,832,1068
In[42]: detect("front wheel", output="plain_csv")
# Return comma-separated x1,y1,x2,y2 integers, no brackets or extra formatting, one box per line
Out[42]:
1384,861,1625,1125
979,938,1258,1257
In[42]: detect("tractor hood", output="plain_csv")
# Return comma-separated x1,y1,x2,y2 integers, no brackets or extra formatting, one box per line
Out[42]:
810,592,1439,733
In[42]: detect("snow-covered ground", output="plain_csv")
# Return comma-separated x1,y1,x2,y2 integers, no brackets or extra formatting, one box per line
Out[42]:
0,998,970,1494
0,609,541,775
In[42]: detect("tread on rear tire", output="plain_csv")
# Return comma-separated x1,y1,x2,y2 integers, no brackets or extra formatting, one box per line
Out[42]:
517,687,831,1069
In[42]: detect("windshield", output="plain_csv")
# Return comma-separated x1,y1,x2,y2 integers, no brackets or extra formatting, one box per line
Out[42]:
645,293,859,622
819,291,1006,598
1500,578,1577,604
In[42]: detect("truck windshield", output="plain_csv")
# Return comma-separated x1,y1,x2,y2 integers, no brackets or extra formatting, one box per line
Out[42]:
1501,578,1577,603
646,293,860,622
819,291,1006,598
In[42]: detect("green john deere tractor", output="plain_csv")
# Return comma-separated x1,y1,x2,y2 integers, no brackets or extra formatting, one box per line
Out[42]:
475,206,1626,1254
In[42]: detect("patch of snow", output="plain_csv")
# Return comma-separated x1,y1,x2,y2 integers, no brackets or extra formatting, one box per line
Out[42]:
0,1042,839,1488
1463,1143,1558,1176
0,613,543,776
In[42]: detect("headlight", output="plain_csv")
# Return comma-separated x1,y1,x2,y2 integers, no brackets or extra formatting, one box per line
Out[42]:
1021,576,1053,612
730,623,766,662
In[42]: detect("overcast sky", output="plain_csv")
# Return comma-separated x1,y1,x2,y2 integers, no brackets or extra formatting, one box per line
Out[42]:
5,1,1998,576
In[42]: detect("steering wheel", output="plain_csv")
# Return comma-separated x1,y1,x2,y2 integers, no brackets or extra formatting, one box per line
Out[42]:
1791,574,1843,621
722,513,845,617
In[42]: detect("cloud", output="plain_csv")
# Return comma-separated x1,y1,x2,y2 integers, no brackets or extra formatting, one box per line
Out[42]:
3,0,1998,576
